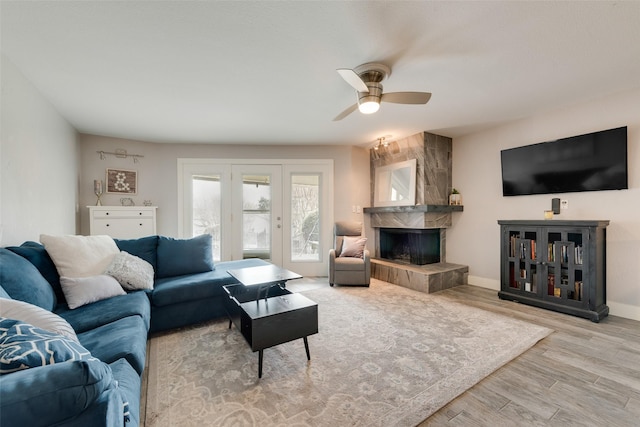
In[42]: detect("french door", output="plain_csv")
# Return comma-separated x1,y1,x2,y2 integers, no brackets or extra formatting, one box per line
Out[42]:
231,165,283,265
178,159,333,276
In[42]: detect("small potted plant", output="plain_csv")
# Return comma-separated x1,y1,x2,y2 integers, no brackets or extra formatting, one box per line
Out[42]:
449,188,462,206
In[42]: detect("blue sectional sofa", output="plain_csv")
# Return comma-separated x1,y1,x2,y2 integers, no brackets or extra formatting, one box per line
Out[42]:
0,235,268,427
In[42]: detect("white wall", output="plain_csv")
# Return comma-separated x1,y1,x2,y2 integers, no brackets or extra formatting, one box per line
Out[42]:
0,56,79,246
448,88,640,320
79,134,370,238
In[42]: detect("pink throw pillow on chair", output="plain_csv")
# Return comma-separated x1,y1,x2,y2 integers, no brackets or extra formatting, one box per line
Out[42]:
339,236,367,258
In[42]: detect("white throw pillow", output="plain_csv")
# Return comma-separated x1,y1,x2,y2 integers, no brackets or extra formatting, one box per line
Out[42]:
105,251,154,291
339,236,368,258
59,275,126,309
40,234,120,278
0,298,79,342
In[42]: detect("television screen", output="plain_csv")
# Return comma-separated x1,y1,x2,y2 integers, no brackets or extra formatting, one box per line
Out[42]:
501,126,628,196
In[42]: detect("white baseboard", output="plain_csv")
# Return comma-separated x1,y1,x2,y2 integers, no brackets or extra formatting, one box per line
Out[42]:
607,301,640,322
468,275,500,291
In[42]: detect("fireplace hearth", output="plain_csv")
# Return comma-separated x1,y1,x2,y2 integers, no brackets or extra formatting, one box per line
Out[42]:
379,228,441,265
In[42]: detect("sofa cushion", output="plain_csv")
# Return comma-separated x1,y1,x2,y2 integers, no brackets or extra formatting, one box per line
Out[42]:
77,315,148,375
40,234,119,278
0,298,78,342
0,318,96,374
114,235,159,274
334,256,366,271
60,275,126,310
0,248,56,311
6,242,63,303
105,251,154,291
0,359,116,427
156,234,214,279
152,258,268,307
56,291,150,334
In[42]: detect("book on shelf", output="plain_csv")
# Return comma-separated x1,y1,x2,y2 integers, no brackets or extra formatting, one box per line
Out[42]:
574,245,583,265
509,235,517,257
531,272,537,293
574,281,583,301
547,274,555,296
509,264,516,288
530,239,536,259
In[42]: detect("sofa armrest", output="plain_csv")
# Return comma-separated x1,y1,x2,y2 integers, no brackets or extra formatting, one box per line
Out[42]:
363,249,371,283
0,359,118,427
328,249,337,283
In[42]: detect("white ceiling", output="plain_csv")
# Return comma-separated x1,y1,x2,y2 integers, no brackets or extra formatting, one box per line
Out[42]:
2,1,640,147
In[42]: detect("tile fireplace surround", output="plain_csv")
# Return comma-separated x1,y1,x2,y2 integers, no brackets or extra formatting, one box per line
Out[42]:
365,132,468,294
364,205,468,294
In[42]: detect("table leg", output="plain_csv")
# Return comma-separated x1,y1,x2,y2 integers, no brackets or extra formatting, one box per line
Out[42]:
303,336,311,360
228,319,232,329
258,350,264,378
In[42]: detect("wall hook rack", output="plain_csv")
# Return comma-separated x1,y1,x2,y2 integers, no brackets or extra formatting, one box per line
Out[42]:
97,149,144,163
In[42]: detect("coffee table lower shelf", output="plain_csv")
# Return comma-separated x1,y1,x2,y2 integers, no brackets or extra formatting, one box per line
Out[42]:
223,284,318,378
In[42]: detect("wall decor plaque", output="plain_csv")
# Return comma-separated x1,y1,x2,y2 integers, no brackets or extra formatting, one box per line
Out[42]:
106,169,137,194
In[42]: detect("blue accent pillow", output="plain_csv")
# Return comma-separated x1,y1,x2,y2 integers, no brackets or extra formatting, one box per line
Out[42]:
0,249,56,310
0,317,96,374
156,234,215,279
6,242,60,290
114,235,159,274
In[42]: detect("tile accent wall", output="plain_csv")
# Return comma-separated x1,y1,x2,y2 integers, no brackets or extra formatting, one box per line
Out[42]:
367,131,467,292
370,131,452,206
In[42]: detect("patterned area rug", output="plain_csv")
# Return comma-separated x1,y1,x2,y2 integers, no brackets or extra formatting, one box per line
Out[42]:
144,280,551,426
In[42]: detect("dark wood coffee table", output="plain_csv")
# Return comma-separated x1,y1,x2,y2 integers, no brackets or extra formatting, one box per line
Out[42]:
224,265,317,378
227,264,302,301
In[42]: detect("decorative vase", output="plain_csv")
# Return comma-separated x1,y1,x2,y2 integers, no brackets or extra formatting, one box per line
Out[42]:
94,180,103,206
449,193,461,206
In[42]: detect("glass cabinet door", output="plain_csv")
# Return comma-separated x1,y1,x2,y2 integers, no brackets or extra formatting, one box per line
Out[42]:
543,229,586,306
504,228,540,296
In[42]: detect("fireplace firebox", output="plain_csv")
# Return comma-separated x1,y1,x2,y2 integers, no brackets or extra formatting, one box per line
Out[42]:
379,228,441,265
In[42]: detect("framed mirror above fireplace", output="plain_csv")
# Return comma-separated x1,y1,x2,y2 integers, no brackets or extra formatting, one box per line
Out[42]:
374,158,417,207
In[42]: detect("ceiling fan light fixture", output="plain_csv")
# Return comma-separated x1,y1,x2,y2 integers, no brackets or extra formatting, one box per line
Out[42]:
358,100,380,114
357,82,383,114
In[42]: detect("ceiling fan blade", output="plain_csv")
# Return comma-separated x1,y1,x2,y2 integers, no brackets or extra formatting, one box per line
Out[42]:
337,69,369,93
332,103,358,121
381,92,432,104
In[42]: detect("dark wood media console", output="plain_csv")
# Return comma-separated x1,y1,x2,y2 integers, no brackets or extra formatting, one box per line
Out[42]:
498,220,609,322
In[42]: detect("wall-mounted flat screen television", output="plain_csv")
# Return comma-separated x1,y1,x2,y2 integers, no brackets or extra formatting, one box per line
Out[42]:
501,126,628,196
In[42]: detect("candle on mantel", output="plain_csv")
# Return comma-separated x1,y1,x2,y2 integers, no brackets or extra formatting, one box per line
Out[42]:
94,180,103,194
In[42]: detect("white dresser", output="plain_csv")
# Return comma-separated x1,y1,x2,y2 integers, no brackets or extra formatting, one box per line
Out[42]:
88,206,157,239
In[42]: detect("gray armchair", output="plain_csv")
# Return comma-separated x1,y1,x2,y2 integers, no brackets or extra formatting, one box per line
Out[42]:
328,221,370,287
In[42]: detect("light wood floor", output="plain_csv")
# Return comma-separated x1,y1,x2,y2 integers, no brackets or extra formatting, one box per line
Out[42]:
418,284,640,427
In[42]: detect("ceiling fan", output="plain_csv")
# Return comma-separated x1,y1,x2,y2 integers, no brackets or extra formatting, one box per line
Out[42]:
333,62,432,121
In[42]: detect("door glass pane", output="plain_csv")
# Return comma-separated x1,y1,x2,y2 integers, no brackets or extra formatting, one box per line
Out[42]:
291,174,320,261
243,175,271,260
192,175,221,261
